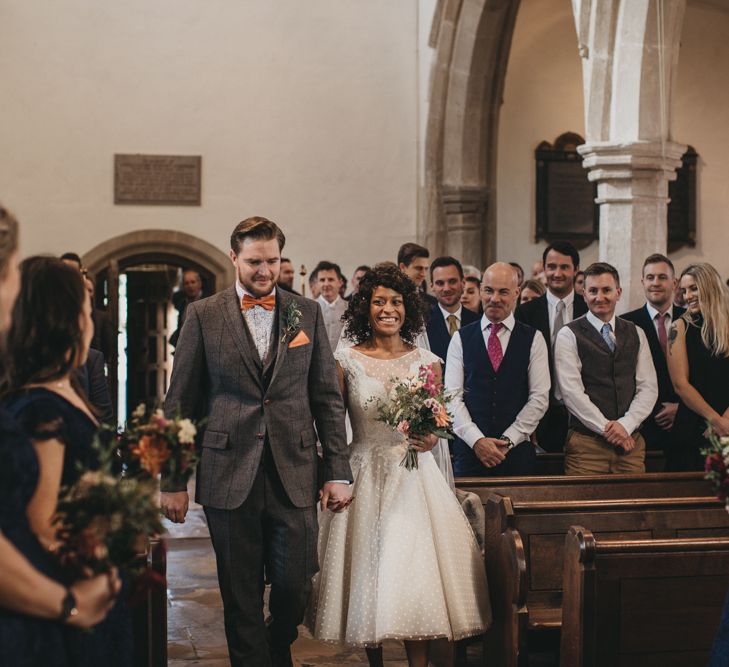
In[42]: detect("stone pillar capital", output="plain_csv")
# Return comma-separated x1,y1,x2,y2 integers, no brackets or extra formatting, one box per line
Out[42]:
441,185,490,221
577,140,687,184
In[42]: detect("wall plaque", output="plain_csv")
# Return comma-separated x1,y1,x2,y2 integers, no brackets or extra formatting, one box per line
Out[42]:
535,132,598,250
114,154,201,206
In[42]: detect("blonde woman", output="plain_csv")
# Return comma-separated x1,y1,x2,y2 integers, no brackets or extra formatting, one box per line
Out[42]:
667,262,729,471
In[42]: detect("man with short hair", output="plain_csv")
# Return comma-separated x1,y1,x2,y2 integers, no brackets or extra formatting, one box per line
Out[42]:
345,265,370,301
555,262,658,475
162,216,351,667
397,242,435,304
515,241,587,452
60,252,83,272
426,256,479,364
313,260,347,351
446,263,550,476
621,254,685,454
509,262,524,286
170,269,205,348
278,257,299,294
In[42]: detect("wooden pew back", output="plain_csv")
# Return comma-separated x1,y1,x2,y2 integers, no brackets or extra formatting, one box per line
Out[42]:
561,527,729,667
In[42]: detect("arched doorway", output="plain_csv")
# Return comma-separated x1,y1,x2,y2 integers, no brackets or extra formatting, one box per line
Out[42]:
82,230,234,424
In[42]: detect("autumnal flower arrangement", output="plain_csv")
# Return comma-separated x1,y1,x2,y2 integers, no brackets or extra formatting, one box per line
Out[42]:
703,427,729,509
370,362,456,471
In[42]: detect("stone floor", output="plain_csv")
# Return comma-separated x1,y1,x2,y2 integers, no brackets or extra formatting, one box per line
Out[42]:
164,498,493,666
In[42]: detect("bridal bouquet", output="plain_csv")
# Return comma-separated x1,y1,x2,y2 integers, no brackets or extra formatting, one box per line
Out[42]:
372,362,455,471
703,427,729,510
115,403,201,485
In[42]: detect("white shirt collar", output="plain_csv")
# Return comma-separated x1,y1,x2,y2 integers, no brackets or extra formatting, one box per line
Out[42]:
481,312,515,332
438,303,462,321
317,294,342,309
546,289,574,308
586,310,616,334
235,281,276,300
645,302,672,321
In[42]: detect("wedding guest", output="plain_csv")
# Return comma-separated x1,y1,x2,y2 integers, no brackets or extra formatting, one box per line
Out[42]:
311,263,490,666
426,257,479,366
509,261,525,286
667,263,729,471
462,264,482,280
278,257,300,294
345,265,370,301
461,275,482,315
75,347,114,424
308,269,321,299
3,257,133,666
555,262,658,475
397,242,435,305
170,269,204,347
574,270,586,296
621,254,684,455
0,209,118,666
314,260,348,351
515,242,587,452
446,263,549,476
518,278,546,305
60,252,83,272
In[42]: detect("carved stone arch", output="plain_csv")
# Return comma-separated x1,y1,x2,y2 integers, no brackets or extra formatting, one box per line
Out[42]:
82,229,235,289
425,0,521,268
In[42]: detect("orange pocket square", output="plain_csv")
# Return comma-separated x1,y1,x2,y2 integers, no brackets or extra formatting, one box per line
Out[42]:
288,330,310,348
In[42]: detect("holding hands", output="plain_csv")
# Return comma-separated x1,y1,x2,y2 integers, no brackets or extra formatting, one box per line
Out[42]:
319,481,353,513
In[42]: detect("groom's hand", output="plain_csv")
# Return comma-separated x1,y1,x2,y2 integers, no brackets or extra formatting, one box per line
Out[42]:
161,491,190,523
474,437,508,468
319,482,353,513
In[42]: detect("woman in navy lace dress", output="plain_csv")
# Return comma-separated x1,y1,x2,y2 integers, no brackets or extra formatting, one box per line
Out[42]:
3,255,132,667
0,206,118,666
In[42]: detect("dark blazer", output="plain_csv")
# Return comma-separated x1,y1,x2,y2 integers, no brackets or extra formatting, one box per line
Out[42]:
163,286,352,509
426,304,480,363
621,304,685,450
515,292,588,390
76,348,114,425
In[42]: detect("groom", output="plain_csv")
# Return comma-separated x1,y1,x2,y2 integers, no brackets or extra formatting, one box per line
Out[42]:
161,216,353,667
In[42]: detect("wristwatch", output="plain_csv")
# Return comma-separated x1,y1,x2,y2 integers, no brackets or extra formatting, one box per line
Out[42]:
59,589,79,622
500,435,516,450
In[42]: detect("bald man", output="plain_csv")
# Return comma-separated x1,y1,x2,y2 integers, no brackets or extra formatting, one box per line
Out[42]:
445,263,550,476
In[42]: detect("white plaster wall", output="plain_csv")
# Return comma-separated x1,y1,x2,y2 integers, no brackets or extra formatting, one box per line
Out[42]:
1,0,420,285
672,0,729,277
496,0,729,279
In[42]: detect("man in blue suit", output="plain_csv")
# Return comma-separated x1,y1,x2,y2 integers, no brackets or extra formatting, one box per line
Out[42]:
425,256,480,365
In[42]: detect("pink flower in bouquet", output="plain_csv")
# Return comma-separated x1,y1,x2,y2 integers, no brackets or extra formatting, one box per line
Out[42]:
152,409,170,430
706,452,726,476
396,420,410,435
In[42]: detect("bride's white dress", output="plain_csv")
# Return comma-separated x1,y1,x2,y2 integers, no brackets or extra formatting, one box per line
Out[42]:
309,347,491,646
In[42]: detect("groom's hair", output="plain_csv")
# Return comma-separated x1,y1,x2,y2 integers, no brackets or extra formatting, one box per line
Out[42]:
230,216,286,253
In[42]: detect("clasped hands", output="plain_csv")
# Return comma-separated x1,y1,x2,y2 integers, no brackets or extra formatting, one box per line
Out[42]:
603,420,635,452
474,437,510,468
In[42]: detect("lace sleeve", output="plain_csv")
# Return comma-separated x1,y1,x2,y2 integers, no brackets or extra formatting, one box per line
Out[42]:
13,398,70,444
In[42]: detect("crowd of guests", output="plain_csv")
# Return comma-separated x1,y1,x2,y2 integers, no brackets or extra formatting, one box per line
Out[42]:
291,240,729,478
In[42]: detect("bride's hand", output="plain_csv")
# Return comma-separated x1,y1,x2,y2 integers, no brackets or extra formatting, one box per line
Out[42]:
408,433,438,453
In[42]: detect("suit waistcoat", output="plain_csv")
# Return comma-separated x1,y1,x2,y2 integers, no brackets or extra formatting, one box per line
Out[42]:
460,319,535,439
566,316,639,429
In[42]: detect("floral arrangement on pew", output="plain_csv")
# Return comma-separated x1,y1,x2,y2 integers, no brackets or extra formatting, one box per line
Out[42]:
370,362,456,471
52,406,201,596
702,427,729,510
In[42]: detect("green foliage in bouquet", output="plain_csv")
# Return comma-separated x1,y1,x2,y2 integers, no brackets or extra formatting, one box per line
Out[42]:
702,425,729,506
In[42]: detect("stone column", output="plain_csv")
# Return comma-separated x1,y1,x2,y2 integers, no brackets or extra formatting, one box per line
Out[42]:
578,140,685,310
441,185,491,268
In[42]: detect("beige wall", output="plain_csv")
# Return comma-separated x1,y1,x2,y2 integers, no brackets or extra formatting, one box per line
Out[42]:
496,0,729,279
1,0,421,285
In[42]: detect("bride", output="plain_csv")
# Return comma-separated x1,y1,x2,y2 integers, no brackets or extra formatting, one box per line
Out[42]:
309,263,491,667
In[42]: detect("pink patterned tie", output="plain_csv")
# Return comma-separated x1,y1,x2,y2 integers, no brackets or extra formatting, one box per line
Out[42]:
487,322,504,371
655,312,669,357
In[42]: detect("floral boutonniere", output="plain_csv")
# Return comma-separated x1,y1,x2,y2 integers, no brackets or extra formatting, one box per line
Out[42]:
281,299,303,344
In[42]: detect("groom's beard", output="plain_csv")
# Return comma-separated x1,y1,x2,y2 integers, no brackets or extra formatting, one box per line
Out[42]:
241,275,278,297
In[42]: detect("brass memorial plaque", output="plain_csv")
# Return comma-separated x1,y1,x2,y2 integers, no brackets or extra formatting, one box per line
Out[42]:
114,154,201,205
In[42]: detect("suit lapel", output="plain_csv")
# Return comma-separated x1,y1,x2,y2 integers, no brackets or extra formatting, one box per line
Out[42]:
221,286,264,389
267,290,291,390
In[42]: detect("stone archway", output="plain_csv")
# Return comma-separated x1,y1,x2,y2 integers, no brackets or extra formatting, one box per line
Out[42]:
82,229,235,288
424,0,521,268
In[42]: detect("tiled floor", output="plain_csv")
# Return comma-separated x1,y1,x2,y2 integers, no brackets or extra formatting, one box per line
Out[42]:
165,499,483,666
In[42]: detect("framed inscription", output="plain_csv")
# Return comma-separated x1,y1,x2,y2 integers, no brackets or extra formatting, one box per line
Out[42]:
535,132,598,249
114,154,201,206
667,146,697,253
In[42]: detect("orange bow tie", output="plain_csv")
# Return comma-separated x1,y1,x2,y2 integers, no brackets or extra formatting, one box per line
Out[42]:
241,294,276,311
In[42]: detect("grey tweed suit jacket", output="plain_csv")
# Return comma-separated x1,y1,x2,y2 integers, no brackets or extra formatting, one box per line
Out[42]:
162,285,352,509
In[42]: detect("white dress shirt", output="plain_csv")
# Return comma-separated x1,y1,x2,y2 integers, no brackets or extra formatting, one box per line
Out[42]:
236,282,276,361
317,295,347,351
445,313,550,447
554,311,658,436
546,289,575,337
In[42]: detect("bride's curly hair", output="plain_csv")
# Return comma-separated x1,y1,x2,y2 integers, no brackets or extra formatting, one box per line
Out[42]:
342,262,427,345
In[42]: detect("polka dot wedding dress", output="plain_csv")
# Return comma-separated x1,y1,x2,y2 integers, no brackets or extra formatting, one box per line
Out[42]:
309,347,491,647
